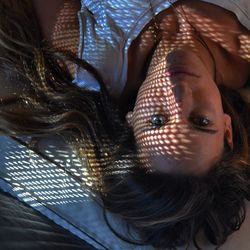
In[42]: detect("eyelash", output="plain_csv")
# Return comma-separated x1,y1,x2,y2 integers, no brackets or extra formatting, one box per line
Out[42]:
149,114,168,128
189,116,212,127
149,114,212,128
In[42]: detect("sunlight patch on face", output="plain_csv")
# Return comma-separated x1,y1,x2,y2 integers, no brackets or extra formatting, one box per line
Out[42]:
130,4,247,174
133,57,196,168
239,34,250,61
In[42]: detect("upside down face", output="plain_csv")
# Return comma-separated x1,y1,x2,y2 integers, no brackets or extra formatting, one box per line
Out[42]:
127,48,233,175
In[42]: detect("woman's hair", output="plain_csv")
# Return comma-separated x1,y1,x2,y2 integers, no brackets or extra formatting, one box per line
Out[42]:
101,85,250,249
1,1,250,250
0,0,130,189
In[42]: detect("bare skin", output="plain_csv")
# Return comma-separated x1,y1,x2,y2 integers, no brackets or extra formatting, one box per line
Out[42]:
1,0,249,247
126,48,234,175
2,0,246,176
125,0,250,175
33,0,66,41
123,0,250,103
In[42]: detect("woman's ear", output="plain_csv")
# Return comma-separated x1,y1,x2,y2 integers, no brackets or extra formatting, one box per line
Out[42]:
224,114,233,149
126,112,133,127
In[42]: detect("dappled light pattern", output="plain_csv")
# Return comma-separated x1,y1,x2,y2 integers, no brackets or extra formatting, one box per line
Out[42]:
0,133,134,207
0,135,100,207
52,0,80,75
239,34,250,61
132,54,203,174
130,2,250,175
0,0,250,215
183,8,250,62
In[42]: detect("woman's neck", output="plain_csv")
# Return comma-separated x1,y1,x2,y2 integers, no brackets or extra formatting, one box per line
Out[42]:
123,0,250,103
168,0,250,88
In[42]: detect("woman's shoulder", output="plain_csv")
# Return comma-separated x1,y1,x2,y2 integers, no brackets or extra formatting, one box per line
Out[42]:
201,0,250,30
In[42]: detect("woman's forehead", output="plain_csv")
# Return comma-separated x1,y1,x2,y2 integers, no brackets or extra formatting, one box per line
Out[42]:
136,126,224,175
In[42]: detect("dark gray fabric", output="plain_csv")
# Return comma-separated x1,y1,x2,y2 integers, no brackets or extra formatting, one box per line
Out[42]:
0,191,97,250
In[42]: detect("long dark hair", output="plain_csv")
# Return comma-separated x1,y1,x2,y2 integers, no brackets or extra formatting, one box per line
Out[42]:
1,1,250,250
101,86,250,249
0,0,132,190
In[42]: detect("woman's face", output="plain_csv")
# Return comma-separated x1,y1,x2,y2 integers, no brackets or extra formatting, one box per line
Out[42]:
127,47,233,175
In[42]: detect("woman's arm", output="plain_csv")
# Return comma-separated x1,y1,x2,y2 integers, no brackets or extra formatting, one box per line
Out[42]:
32,0,65,41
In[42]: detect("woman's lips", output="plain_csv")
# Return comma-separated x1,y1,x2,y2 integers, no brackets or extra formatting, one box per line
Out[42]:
166,66,200,78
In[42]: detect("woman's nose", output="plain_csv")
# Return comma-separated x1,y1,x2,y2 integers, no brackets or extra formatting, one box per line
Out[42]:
171,82,193,107
164,82,193,124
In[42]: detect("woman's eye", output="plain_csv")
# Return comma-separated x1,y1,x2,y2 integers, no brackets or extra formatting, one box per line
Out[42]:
150,114,168,127
191,116,211,127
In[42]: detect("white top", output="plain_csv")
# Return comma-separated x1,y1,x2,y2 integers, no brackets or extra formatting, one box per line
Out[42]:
1,1,249,249
75,0,250,96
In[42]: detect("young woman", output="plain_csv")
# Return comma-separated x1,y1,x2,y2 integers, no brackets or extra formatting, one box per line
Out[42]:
0,0,250,249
